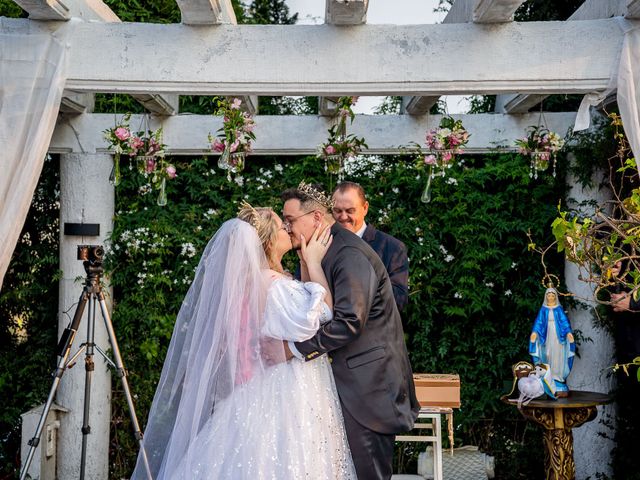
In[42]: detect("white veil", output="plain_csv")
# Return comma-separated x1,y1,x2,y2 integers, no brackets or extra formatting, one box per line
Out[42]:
131,219,281,479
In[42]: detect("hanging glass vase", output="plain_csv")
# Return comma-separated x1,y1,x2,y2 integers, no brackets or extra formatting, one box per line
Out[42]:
157,178,167,206
529,151,551,180
229,152,246,174
109,153,121,186
421,166,434,203
136,155,156,175
326,154,343,176
218,146,230,170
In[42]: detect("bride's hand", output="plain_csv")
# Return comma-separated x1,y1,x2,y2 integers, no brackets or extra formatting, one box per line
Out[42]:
300,225,332,266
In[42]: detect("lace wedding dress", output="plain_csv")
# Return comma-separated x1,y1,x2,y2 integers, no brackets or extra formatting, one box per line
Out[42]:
169,278,357,479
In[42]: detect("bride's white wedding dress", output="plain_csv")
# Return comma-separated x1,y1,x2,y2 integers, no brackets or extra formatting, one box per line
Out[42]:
170,277,357,479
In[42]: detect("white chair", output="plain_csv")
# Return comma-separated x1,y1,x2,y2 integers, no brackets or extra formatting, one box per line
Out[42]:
395,406,454,480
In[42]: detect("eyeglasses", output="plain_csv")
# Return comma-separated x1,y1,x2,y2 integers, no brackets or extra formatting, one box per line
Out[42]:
282,210,315,233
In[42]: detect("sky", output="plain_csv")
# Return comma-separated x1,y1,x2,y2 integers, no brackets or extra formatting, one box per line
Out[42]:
284,0,470,114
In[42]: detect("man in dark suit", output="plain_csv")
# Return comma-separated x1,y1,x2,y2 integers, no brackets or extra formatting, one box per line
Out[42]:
280,182,419,480
332,181,409,311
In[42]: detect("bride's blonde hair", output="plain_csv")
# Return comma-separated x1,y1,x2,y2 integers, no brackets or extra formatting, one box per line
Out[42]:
237,202,280,270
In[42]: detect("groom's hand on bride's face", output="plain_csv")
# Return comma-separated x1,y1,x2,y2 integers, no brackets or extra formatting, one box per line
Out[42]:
259,337,292,365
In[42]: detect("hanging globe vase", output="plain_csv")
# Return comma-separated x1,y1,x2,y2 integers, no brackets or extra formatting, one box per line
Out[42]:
326,154,343,176
218,146,231,171
229,152,246,174
136,155,156,175
109,153,121,186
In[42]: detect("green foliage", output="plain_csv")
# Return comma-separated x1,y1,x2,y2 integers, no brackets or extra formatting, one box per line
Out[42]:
0,0,25,17
0,156,60,478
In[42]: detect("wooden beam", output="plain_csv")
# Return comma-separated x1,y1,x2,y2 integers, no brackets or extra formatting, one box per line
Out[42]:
7,19,618,96
572,0,626,20
59,91,95,114
473,0,526,23
175,0,236,25
318,96,339,116
402,96,438,115
12,0,69,20
325,0,369,25
627,0,640,18
495,0,627,114
129,94,179,115
49,112,577,155
403,0,523,114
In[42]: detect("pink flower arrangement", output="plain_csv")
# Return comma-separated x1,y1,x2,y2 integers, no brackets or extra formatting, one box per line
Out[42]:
424,116,470,168
515,125,565,178
104,114,177,202
209,97,256,158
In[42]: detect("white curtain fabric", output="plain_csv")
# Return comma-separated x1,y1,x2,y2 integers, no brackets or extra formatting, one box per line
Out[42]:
0,19,71,291
617,22,640,171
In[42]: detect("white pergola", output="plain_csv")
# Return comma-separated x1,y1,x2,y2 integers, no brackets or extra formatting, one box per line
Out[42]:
5,0,640,478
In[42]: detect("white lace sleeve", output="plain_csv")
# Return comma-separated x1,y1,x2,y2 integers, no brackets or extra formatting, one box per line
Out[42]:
261,278,328,342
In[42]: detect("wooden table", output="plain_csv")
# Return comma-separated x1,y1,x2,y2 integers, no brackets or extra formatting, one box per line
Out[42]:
501,391,612,480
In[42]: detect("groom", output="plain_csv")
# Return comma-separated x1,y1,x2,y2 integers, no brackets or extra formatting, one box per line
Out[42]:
281,182,419,479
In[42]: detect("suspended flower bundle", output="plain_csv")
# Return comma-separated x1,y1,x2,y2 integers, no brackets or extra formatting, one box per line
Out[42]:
209,97,256,180
103,114,176,206
317,96,367,182
421,116,469,203
515,125,565,179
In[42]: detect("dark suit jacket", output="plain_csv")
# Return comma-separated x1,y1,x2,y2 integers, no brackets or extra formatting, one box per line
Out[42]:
294,223,419,434
362,224,409,311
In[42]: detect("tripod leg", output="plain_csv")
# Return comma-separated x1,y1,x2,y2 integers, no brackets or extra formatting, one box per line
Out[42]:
97,294,153,480
20,290,90,480
79,296,97,480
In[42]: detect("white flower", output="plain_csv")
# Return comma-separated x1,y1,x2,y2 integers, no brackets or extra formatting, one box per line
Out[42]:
454,292,462,299
274,164,283,172
485,282,494,288
444,254,455,263
439,245,448,255
511,262,517,269
181,243,197,258
504,289,512,296
392,187,400,194
446,177,458,185
234,176,244,186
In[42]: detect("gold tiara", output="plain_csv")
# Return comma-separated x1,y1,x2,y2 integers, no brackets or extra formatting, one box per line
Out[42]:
238,200,263,231
298,181,334,210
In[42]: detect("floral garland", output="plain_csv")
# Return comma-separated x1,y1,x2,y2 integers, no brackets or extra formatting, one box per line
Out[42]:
103,114,176,206
317,96,368,181
209,97,256,178
515,125,565,179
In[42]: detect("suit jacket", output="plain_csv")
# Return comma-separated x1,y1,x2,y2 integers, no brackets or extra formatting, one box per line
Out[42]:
362,224,409,311
294,223,419,434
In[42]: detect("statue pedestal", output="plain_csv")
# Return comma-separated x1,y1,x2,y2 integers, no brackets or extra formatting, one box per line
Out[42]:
501,391,612,480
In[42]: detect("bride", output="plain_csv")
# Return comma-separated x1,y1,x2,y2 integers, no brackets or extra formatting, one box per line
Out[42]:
130,202,356,479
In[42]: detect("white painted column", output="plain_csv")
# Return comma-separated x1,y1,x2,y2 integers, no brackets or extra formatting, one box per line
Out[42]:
57,153,114,480
564,154,616,480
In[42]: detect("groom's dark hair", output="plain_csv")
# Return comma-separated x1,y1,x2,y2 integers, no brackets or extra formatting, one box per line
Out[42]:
281,182,331,212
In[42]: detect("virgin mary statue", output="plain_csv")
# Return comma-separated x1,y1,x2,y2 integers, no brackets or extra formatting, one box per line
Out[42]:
529,287,575,397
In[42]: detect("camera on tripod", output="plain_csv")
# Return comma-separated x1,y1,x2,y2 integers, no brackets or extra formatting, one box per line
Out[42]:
77,245,104,263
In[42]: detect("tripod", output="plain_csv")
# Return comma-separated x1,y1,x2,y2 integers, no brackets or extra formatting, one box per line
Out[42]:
20,246,153,480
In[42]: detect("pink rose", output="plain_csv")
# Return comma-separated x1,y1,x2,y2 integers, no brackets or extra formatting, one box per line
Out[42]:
145,158,156,174
115,127,130,141
130,137,144,150
212,138,225,152
166,165,177,179
325,145,337,155
441,151,453,164
424,154,437,165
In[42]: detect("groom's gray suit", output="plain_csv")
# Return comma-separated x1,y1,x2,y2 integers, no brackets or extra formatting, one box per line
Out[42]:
294,223,419,479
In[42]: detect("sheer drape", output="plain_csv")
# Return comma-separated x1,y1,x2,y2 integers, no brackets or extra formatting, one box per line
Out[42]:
617,23,640,170
0,19,71,290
